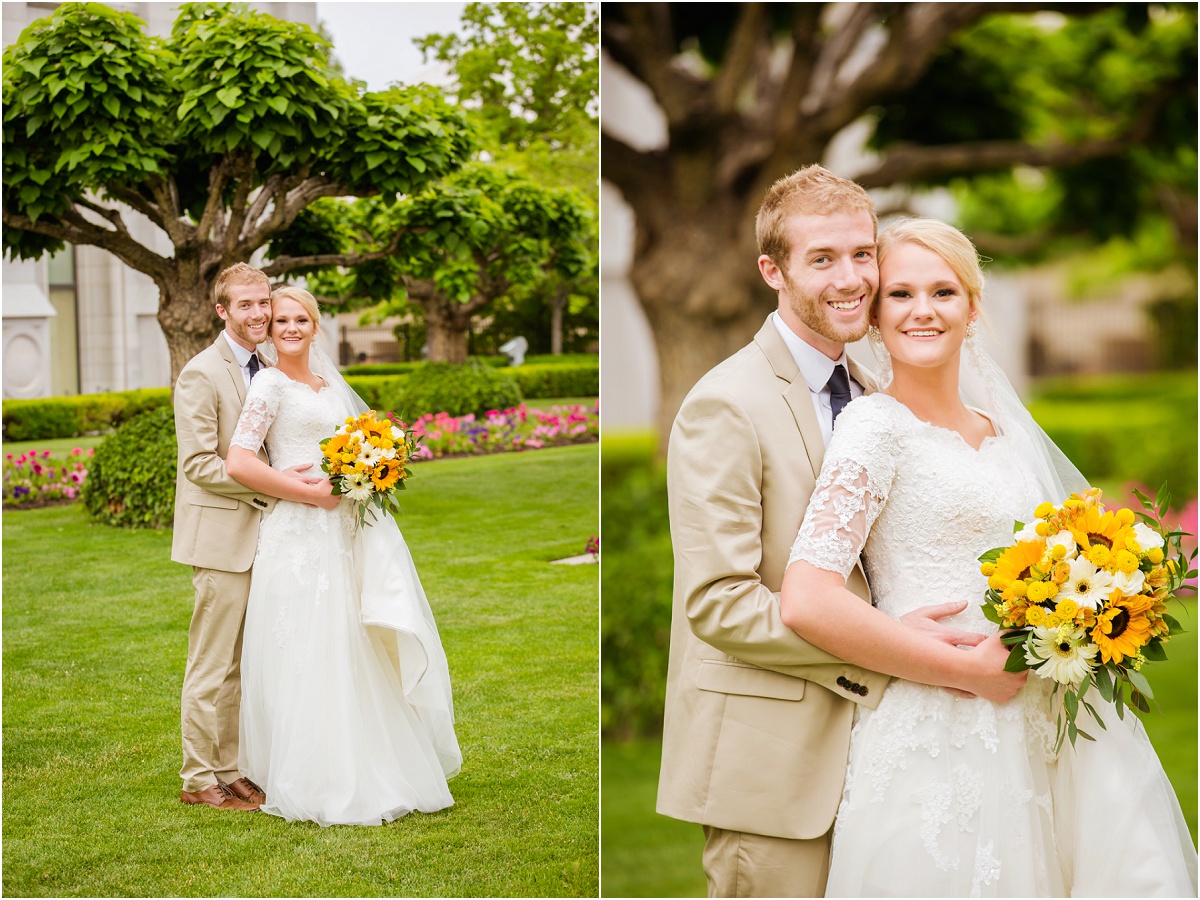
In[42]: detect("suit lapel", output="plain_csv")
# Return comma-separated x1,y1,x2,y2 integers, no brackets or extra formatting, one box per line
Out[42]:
214,333,248,405
754,318,827,479
848,355,878,396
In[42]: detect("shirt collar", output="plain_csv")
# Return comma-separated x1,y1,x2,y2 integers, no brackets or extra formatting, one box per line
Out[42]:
770,311,849,394
222,330,259,367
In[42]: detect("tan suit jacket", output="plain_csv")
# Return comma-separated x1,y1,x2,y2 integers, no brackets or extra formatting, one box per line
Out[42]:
170,335,275,573
657,316,890,841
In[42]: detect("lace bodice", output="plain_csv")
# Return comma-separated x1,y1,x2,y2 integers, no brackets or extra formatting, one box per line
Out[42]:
790,393,1042,633
230,367,342,472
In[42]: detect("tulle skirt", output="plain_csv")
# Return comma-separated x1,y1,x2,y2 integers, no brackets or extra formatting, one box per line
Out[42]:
239,500,461,826
825,679,1196,897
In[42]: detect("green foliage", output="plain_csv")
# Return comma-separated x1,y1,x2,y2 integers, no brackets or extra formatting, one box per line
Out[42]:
600,433,673,738
936,5,1199,263
1028,372,1198,505
2,388,171,441
504,363,598,400
81,406,177,528
415,2,597,151
394,361,522,422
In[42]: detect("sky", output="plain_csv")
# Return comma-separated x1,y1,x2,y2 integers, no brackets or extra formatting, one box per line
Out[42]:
314,2,467,90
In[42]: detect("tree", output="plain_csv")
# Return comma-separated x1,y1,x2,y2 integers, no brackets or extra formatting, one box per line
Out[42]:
418,2,600,355
2,2,473,381
601,3,1197,443
289,163,594,364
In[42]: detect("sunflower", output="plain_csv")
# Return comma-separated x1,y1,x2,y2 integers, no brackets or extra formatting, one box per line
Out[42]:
1092,591,1155,664
1066,505,1132,555
993,540,1047,589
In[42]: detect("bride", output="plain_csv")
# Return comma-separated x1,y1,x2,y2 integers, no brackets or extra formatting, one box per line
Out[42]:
780,218,1197,896
225,286,461,826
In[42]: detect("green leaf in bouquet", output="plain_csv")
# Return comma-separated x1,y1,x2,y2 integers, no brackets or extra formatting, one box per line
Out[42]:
1132,486,1152,508
1080,697,1106,730
1161,612,1184,634
1128,668,1154,699
1114,685,1126,719
1000,630,1029,646
1141,640,1168,662
1155,482,1170,516
981,603,1003,626
1075,726,1096,742
1130,689,1151,714
1064,689,1079,720
1003,642,1029,673
1093,664,1114,701
1011,521,1025,535
978,547,1004,564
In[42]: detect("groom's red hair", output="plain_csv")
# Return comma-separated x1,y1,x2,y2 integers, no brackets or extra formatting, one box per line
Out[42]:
755,165,877,269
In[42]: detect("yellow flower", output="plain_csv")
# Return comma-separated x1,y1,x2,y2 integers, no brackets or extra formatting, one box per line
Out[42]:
988,574,1007,592
1116,508,1136,526
1056,598,1080,620
1148,547,1164,565
1035,502,1056,519
1111,549,1138,574
1051,544,1068,560
1087,544,1111,567
980,562,997,577
1002,580,1027,601
1044,581,1059,600
1066,505,1131,555
994,540,1045,588
1026,606,1046,626
1092,592,1155,665
1027,581,1048,603
1036,522,1054,537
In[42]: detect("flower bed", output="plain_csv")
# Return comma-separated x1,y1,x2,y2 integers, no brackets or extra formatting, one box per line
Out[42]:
3,447,93,509
391,402,599,460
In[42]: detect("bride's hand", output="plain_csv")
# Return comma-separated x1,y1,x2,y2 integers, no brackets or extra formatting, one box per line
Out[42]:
961,633,1028,703
282,462,324,485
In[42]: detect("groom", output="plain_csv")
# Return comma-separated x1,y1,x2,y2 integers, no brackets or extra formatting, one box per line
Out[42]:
171,263,337,811
658,166,1014,896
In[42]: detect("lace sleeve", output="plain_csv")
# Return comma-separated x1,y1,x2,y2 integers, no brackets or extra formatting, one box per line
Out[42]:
788,396,899,578
229,370,281,454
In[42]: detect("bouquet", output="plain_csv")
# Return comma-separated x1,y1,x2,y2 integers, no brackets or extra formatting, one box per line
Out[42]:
979,485,1194,749
320,410,417,532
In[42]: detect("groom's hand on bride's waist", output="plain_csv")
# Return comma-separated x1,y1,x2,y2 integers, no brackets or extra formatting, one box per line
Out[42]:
282,463,341,510
901,600,988,699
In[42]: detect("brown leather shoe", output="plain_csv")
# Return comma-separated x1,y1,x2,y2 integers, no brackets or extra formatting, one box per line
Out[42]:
226,777,266,807
180,782,258,811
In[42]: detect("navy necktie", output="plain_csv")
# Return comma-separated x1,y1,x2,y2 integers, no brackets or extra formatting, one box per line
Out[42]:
247,353,260,382
828,364,851,429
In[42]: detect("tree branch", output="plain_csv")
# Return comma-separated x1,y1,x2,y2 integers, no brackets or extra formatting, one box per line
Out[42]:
259,225,412,277
854,135,1132,189
101,184,168,232
600,132,666,220
5,206,172,286
73,196,133,240
712,4,766,114
620,3,708,126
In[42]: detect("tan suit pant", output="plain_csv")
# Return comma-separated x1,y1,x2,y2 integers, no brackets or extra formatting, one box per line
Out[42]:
703,825,830,898
180,566,251,792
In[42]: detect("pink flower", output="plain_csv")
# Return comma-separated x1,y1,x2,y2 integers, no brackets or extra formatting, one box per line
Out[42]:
86,448,95,456
71,447,83,456
41,450,51,458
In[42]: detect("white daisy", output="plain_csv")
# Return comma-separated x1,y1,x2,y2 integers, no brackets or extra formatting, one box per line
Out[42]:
1057,556,1115,609
1026,625,1098,685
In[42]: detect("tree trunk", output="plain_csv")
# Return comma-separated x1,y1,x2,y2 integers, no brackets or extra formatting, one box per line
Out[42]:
157,278,224,386
550,286,568,355
629,215,775,453
422,301,472,364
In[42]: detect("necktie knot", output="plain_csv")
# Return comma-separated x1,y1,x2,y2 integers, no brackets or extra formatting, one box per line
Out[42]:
827,364,851,427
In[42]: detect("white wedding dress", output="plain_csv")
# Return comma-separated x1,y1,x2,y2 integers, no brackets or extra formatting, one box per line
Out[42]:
230,367,461,826
791,393,1197,897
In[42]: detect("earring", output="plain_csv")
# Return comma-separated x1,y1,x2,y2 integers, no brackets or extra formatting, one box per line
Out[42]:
868,325,883,345
965,321,978,340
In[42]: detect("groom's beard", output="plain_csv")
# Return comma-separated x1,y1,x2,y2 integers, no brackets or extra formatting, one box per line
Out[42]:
783,271,873,346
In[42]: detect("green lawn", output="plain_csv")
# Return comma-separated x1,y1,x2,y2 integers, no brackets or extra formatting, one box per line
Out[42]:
601,604,1197,899
3,444,599,897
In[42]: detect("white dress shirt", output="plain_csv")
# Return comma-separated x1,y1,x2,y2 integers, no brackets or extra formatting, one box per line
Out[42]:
221,331,262,390
771,311,863,447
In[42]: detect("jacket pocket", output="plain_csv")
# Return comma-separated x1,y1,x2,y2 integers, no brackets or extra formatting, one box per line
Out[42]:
695,659,806,701
186,489,239,510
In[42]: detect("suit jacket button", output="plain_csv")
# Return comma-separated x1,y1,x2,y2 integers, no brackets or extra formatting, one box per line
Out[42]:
837,676,848,688
858,685,868,696
850,682,861,692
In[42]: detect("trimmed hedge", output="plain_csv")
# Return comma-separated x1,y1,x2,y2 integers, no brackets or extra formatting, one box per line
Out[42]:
394,361,522,421
343,354,597,377
81,406,178,529
504,363,598,400
2,389,171,442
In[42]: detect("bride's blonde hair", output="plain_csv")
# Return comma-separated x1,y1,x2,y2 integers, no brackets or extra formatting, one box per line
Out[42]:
269,285,321,332
876,218,985,317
